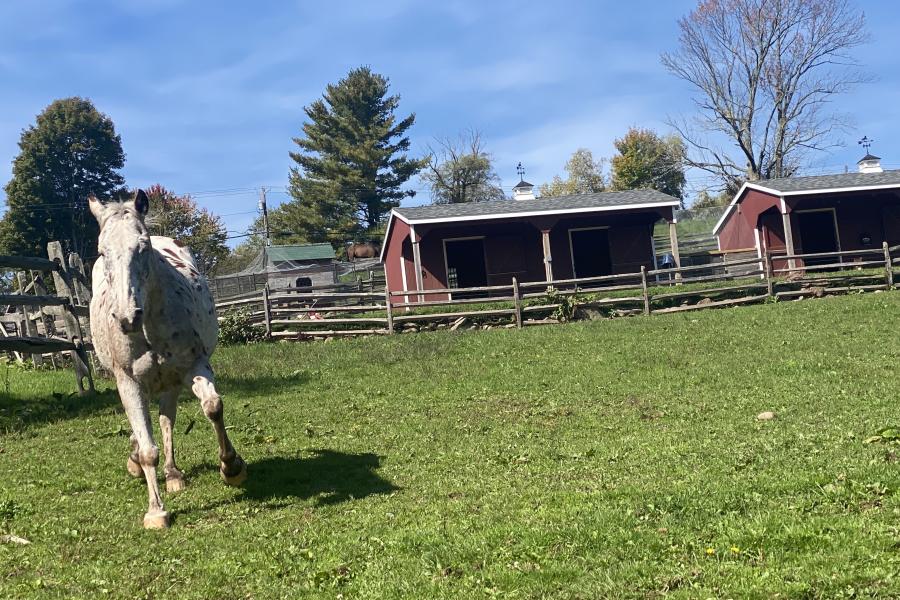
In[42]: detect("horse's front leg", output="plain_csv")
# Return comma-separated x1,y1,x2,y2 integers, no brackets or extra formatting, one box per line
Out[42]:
159,389,185,493
116,374,169,529
186,361,247,486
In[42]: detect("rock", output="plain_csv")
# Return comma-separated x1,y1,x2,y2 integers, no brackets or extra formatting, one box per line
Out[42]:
756,411,776,421
324,336,334,343
0,534,30,545
697,297,713,306
504,323,517,329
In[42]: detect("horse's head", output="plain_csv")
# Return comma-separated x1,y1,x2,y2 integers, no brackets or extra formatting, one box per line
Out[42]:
89,189,152,335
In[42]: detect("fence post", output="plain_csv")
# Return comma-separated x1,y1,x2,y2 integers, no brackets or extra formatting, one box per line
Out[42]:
640,266,650,315
262,284,272,337
384,288,394,334
47,241,94,395
30,272,59,368
765,251,774,297
16,271,41,366
883,241,894,290
512,277,523,328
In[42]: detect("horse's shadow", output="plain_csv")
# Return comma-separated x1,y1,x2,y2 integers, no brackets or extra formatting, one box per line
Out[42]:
186,449,399,510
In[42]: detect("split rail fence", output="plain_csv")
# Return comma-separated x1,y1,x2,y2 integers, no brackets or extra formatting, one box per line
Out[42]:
0,242,94,394
215,242,900,340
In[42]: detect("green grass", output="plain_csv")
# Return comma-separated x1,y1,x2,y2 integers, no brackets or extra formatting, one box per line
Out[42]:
2,292,900,598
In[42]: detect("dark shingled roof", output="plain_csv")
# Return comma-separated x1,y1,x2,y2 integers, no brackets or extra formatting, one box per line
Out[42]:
751,169,900,194
513,179,534,189
394,189,680,222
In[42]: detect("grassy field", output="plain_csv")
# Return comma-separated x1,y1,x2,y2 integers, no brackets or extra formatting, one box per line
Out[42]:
2,292,900,598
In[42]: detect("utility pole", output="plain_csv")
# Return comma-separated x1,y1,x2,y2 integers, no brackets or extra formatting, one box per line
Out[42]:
258,187,270,246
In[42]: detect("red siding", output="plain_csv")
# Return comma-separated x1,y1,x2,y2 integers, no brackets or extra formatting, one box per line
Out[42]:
382,208,670,301
717,188,781,252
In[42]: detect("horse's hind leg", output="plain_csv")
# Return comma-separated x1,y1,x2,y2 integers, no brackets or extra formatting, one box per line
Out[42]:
159,389,185,493
186,361,247,486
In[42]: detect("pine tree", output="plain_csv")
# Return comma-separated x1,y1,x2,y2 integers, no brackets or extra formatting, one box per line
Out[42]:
287,67,425,244
0,98,125,257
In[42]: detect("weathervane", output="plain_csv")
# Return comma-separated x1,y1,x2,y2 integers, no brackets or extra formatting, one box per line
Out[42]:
516,162,525,181
859,136,874,153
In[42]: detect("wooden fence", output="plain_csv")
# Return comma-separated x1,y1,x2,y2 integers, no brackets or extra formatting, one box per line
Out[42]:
0,242,94,394
216,242,900,340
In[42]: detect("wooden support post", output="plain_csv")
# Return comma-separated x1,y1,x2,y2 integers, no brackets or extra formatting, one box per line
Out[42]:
384,288,394,334
541,230,553,283
782,211,797,271
512,277,523,328
668,221,682,282
30,272,59,368
16,272,41,366
411,239,424,303
640,266,650,315
47,242,94,394
262,284,272,337
765,251,774,297
884,241,894,289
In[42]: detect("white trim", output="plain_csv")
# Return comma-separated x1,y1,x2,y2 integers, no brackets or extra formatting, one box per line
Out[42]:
567,226,611,279
650,232,659,282
794,207,842,257
712,180,900,235
779,197,787,214
400,200,680,226
400,254,409,305
442,236,488,300
753,227,763,274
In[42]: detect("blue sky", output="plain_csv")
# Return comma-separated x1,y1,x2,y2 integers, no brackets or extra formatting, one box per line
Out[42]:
1,0,898,244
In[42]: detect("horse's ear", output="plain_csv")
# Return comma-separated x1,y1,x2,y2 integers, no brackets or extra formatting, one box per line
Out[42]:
88,195,105,224
133,189,149,216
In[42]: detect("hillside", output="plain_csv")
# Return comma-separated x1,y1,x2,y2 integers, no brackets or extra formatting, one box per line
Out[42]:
1,292,899,598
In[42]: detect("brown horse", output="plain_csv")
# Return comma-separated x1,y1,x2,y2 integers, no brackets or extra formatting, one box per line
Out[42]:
346,241,378,261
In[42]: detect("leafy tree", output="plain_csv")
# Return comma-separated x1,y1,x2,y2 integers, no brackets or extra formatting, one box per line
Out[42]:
216,241,262,276
662,0,869,190
144,185,228,275
538,149,606,197
0,97,125,257
691,189,731,209
287,67,425,244
610,128,686,200
421,130,505,204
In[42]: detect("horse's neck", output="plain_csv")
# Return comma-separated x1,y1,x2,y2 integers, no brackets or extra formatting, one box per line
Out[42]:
145,251,167,311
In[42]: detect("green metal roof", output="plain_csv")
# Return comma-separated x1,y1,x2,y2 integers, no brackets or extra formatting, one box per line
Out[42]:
266,244,335,262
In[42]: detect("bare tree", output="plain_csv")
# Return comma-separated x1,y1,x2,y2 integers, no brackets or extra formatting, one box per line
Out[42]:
422,130,506,204
662,0,869,192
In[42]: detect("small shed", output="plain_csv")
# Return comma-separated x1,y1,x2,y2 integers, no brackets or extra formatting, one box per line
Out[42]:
213,243,337,298
380,185,682,302
714,154,900,268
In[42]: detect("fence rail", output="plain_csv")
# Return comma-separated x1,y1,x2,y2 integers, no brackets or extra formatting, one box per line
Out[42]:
0,242,94,393
215,241,898,340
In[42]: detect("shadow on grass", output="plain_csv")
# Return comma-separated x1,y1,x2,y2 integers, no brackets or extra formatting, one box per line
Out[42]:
0,388,121,432
216,370,311,396
187,449,399,510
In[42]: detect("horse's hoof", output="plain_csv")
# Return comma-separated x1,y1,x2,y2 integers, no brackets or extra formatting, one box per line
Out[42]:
221,455,247,487
143,510,170,530
126,456,143,479
166,476,186,493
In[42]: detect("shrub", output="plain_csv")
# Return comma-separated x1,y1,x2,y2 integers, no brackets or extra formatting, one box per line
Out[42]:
217,307,267,345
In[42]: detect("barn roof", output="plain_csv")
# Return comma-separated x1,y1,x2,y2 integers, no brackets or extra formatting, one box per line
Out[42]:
712,169,900,235
266,243,335,262
742,169,900,194
392,189,680,224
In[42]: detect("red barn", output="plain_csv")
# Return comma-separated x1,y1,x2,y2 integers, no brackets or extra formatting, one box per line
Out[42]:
380,184,682,302
714,155,900,268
